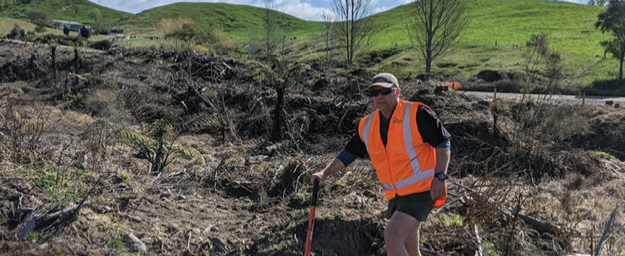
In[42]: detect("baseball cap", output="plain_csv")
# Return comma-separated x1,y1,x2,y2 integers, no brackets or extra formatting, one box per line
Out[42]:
369,73,399,89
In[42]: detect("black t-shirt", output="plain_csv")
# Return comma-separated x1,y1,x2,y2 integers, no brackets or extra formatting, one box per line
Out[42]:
344,105,451,158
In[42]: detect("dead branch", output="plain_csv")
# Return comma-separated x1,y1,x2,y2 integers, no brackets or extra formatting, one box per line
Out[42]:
474,224,484,256
452,181,562,235
595,205,620,256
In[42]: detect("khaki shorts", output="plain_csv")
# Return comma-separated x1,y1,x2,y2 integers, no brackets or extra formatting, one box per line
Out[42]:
387,191,434,222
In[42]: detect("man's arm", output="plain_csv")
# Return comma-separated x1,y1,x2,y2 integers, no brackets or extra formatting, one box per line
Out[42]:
435,147,451,174
430,147,450,200
311,158,346,183
311,134,367,184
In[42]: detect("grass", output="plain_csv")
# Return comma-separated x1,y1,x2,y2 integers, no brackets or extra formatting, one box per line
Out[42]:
433,213,464,228
107,238,125,248
0,17,62,36
590,150,618,160
364,0,617,85
0,0,132,27
121,2,324,40
301,0,617,86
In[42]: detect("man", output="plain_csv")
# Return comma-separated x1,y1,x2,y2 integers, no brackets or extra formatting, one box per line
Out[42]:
311,73,451,256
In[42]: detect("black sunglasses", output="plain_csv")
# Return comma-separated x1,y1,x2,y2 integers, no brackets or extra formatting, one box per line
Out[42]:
366,87,397,97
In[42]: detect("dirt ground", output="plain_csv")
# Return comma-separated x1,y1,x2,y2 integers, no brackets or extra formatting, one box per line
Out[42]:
1,40,625,256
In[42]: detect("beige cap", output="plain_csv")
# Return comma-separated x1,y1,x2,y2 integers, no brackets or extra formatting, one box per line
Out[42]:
369,73,399,89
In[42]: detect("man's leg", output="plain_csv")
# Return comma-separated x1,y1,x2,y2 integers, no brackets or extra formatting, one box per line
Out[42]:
404,221,422,256
385,211,419,256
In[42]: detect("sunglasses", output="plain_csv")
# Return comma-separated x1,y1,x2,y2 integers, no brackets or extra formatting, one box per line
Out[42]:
366,87,397,97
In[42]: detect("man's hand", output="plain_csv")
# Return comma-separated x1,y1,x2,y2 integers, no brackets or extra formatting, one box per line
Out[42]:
310,171,326,184
430,178,446,201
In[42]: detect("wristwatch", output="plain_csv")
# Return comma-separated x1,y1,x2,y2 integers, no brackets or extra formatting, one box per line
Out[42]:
434,172,448,181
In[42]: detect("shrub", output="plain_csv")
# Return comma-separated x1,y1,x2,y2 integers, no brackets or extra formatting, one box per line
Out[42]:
10,24,22,38
89,39,114,50
80,26,90,39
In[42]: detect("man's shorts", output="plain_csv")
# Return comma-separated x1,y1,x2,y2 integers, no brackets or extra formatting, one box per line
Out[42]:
387,191,434,222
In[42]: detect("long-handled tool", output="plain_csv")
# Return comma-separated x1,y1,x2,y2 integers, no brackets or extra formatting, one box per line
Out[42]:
304,178,320,256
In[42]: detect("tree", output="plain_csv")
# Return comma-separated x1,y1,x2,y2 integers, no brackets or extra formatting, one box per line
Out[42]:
406,0,468,75
332,0,374,67
80,26,90,39
247,30,259,59
596,0,625,81
589,0,596,5
522,34,549,97
89,9,103,33
1,0,16,18
156,17,198,50
165,23,197,50
277,18,291,63
254,60,309,141
9,24,21,38
28,10,49,34
262,0,279,60
321,10,335,70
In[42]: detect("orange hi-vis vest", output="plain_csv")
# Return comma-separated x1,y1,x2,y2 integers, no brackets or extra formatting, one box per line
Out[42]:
359,100,445,205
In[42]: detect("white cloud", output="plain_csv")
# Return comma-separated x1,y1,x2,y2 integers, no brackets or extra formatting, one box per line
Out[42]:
89,0,329,20
373,6,389,14
90,0,254,14
89,0,594,21
271,0,331,21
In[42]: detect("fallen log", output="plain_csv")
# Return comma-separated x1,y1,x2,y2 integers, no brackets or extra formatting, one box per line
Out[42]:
16,200,91,239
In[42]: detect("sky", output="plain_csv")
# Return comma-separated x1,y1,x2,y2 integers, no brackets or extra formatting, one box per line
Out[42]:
88,0,588,21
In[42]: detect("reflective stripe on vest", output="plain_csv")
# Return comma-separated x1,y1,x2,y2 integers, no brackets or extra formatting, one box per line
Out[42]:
361,101,435,192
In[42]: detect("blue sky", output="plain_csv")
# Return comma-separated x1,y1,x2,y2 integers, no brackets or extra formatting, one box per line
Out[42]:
89,0,588,21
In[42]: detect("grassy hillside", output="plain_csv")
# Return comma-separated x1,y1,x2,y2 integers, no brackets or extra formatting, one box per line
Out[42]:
359,0,615,85
0,17,63,36
120,2,324,39
1,0,618,85
0,0,132,26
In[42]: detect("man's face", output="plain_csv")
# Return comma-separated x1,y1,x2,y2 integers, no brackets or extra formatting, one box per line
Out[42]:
370,86,401,112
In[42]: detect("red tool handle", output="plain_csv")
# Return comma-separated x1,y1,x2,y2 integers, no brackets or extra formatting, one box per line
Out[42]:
304,179,320,256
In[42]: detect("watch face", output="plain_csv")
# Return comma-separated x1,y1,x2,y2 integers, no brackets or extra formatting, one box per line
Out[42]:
436,172,448,181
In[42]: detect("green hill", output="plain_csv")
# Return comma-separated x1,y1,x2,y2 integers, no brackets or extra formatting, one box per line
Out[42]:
0,0,132,26
359,0,614,84
120,2,324,39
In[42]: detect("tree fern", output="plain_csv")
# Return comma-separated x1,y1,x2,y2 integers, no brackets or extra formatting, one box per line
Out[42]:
117,119,204,173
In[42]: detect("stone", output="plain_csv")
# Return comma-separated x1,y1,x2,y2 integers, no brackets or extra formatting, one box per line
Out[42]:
177,195,186,200
350,79,360,95
247,155,268,165
160,192,172,199
125,233,147,254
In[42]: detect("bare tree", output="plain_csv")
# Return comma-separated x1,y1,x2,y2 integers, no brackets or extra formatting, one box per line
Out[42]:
321,10,335,70
278,18,291,63
332,0,374,67
262,0,279,60
406,0,468,75
247,30,259,59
